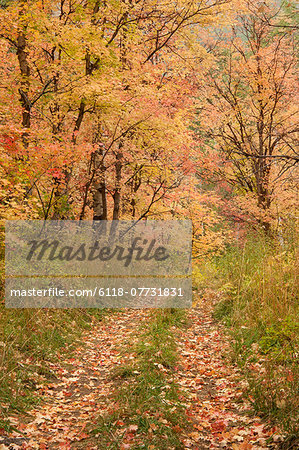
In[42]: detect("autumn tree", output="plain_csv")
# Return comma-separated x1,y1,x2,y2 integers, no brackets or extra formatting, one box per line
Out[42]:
196,0,298,232
0,0,233,228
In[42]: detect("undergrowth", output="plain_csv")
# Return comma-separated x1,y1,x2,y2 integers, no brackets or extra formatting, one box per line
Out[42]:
210,231,298,446
0,302,107,431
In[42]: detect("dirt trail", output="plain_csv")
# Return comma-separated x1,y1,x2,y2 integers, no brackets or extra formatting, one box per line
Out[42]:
1,310,149,449
177,296,281,449
1,301,283,449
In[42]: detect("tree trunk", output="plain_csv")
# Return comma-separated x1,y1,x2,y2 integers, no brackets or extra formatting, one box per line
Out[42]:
92,146,107,221
16,31,30,145
112,148,123,220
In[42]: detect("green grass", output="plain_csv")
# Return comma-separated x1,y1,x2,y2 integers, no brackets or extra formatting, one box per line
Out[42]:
211,230,298,443
93,308,189,449
0,306,108,424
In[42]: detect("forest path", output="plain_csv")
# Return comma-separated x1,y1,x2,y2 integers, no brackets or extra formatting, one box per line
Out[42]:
1,300,281,449
1,310,149,449
177,295,280,449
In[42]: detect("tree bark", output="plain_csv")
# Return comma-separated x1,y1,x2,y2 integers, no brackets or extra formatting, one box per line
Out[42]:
92,146,107,221
112,147,123,220
16,31,30,145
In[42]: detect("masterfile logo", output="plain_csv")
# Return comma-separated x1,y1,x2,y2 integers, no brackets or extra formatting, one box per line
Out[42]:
25,237,170,266
5,220,192,308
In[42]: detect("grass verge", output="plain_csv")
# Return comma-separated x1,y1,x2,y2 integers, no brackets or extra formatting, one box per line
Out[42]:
0,306,107,432
209,232,298,447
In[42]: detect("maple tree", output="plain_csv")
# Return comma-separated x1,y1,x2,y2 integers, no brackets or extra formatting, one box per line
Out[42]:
0,0,233,229
196,0,298,233
0,1,297,232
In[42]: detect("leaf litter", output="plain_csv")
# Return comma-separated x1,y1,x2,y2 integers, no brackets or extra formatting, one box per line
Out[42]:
0,301,285,449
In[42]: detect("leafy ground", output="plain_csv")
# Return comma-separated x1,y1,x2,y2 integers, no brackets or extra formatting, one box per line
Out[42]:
0,299,292,449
